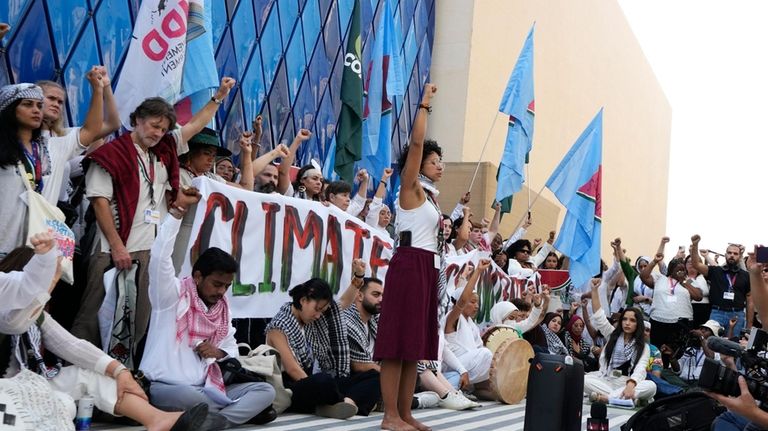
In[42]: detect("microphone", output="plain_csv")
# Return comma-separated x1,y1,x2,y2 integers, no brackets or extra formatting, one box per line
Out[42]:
707,337,746,359
587,402,609,431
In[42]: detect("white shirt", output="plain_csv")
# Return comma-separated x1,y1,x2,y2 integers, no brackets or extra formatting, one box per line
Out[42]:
86,129,185,253
395,194,440,252
141,215,238,396
42,128,85,205
676,348,719,381
0,249,58,334
650,273,696,323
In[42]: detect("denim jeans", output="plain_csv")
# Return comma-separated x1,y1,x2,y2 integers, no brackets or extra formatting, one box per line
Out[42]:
710,308,746,337
713,411,768,431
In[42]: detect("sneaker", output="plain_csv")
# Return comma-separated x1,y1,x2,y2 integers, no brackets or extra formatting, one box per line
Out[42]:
315,401,358,419
438,391,476,410
414,391,440,409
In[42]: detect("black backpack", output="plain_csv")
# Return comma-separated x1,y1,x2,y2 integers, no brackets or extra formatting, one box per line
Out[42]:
621,391,725,431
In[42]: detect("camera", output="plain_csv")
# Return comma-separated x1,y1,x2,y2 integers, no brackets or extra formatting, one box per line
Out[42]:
699,328,768,402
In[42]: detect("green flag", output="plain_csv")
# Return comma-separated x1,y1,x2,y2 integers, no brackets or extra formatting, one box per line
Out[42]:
334,0,363,183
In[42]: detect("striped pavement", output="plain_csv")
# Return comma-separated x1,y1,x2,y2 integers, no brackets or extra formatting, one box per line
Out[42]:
94,400,635,430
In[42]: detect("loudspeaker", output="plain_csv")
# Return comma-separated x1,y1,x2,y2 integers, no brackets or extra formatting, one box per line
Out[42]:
524,353,585,431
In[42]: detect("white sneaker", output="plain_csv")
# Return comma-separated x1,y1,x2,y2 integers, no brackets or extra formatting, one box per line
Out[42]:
439,390,476,410
415,391,440,409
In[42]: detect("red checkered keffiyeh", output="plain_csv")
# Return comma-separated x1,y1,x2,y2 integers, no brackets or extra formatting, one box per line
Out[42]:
176,276,230,393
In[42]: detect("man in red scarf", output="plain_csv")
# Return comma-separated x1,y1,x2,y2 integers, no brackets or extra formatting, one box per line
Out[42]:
140,187,276,429
71,78,235,367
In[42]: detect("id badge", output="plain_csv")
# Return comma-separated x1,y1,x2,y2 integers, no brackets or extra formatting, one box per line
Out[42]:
723,291,735,301
144,209,160,225
434,254,441,269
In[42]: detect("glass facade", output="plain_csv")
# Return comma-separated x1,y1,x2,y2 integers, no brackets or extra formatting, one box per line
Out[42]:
0,0,434,166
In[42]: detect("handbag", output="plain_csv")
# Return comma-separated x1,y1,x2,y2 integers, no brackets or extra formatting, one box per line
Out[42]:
236,343,293,414
219,357,266,385
18,163,76,284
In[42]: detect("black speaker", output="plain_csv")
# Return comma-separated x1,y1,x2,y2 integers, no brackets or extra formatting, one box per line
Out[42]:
524,353,585,431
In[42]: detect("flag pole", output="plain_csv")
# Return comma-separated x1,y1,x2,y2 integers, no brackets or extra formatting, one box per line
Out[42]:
526,163,531,217
509,182,547,235
467,113,501,191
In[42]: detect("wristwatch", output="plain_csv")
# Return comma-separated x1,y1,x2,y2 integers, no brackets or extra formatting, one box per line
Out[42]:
211,96,223,105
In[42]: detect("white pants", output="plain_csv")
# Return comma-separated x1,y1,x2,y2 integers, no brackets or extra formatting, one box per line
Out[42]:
456,347,493,383
49,365,119,415
583,372,656,401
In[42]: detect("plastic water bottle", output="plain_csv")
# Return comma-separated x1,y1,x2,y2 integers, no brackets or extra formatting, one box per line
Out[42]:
75,395,94,430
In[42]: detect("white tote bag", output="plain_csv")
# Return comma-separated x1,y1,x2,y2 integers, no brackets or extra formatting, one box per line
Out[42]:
18,163,76,284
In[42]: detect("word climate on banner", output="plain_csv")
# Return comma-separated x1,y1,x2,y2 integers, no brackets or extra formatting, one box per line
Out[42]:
179,178,394,318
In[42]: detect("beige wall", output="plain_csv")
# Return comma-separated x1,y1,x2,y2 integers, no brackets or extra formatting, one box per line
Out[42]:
429,0,671,258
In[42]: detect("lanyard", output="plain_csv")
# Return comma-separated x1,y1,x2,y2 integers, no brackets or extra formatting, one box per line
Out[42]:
137,152,156,207
21,142,43,192
668,277,679,295
725,273,737,292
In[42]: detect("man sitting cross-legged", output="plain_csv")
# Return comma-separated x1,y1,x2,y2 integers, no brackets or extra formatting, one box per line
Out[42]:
141,187,276,430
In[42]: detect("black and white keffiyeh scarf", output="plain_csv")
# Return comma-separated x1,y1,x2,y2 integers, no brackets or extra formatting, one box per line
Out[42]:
609,336,637,373
418,175,450,325
266,302,350,378
341,306,378,363
541,324,569,356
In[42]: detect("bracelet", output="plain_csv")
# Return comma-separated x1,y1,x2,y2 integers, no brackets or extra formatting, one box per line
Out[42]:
380,180,387,185
418,103,432,113
354,273,365,278
211,96,223,105
112,364,128,379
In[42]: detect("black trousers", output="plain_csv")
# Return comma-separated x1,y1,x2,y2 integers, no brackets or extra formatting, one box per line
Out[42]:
285,369,381,415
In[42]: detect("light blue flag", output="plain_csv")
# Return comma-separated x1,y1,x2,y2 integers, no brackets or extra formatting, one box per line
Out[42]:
546,109,603,290
323,136,338,181
495,25,535,212
360,0,405,183
179,0,219,110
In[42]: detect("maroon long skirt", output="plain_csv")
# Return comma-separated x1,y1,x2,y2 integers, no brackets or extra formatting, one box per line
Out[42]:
373,246,439,361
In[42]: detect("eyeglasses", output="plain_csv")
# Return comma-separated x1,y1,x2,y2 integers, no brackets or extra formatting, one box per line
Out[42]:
762,268,768,273
519,249,531,254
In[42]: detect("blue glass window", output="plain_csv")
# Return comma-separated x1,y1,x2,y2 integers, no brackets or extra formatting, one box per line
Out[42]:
417,38,431,86
292,74,315,131
327,47,343,118
62,22,100,125
278,0,299,49
8,0,55,83
0,0,31,37
284,25,306,103
323,3,341,63
266,61,291,145
211,0,229,51
307,37,331,105
214,27,239,115
94,0,132,77
231,0,257,79
403,20,418,76
318,0,333,21
259,100,275,150
241,48,266,126
253,0,275,35
48,0,90,66
259,6,282,91
222,89,246,155
301,0,321,60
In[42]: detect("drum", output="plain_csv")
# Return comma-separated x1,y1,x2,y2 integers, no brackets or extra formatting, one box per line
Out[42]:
488,337,535,405
482,325,520,354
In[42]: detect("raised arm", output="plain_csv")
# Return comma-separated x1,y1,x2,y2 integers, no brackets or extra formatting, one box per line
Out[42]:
452,206,471,251
78,66,106,146
399,84,436,210
251,144,289,179
747,249,767,324
690,234,710,276
372,168,393,201
338,259,365,310
640,252,662,287
346,169,369,216
250,115,263,161
99,69,121,137
180,77,236,143
445,259,490,333
234,131,254,190
277,129,311,194
487,201,502,241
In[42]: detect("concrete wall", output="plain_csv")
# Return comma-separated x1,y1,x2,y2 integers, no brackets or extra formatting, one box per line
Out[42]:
429,0,672,258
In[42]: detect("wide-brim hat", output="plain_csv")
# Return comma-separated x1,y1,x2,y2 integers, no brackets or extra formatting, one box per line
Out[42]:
701,319,723,336
188,127,231,157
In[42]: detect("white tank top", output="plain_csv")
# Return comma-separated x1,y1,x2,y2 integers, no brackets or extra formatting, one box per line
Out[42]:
395,193,440,252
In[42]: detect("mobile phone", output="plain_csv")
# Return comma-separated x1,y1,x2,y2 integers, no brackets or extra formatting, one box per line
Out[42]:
756,246,768,263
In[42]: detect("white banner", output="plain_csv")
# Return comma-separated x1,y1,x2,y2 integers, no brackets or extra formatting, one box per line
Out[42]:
181,178,394,318
114,0,202,127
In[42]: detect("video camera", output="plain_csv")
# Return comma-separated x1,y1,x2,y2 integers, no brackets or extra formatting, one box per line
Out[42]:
699,328,768,402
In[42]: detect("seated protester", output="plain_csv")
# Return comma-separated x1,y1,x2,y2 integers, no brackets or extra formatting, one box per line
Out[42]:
72,78,236,362
141,188,276,429
505,238,554,279
444,259,494,398
643,321,684,397
416,334,480,410
266,273,380,418
276,129,315,197
641,253,703,366
0,241,209,430
584,278,657,405
325,171,368,217
488,293,545,334
564,314,600,371
665,320,723,386
608,272,630,316
342,277,383,374
541,312,568,355
0,233,60,334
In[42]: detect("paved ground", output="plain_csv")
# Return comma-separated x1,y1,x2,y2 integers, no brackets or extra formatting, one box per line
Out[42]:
93,399,636,430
